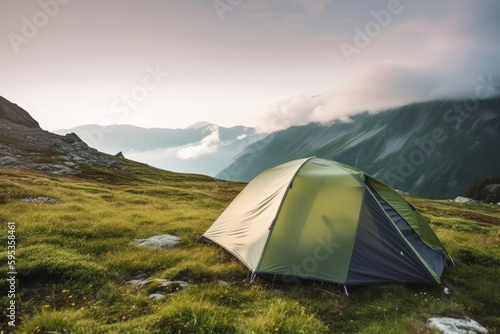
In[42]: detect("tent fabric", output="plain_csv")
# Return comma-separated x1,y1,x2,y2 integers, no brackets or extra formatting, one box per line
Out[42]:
346,189,436,284
367,177,446,253
203,157,448,285
366,182,446,281
203,158,310,270
257,159,364,282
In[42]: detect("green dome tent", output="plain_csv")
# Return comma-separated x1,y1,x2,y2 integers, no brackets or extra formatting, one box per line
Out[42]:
203,157,450,286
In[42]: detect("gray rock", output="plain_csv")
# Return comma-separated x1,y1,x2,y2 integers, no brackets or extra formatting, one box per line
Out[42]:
0,156,17,166
218,280,229,286
22,196,57,204
149,293,166,300
132,234,180,248
479,184,500,204
454,196,478,203
126,278,188,293
114,151,125,159
427,317,488,334
130,271,148,281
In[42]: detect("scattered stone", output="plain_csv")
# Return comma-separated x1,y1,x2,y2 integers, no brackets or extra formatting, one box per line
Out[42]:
22,196,57,204
114,151,125,159
130,271,148,281
454,196,478,204
149,293,166,300
132,234,180,248
0,156,18,166
218,280,229,286
427,317,488,334
126,278,188,294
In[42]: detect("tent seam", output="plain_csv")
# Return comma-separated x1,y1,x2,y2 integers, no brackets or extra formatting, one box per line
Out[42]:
254,156,316,273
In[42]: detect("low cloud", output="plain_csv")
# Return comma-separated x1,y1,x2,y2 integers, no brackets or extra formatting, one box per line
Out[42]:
176,125,220,160
258,95,324,132
259,61,500,132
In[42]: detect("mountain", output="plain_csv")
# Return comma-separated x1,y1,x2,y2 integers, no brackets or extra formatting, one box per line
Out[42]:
0,96,40,128
0,96,122,176
186,121,214,129
218,97,500,199
54,124,266,176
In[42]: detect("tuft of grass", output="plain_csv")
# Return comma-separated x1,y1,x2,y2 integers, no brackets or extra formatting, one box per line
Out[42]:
19,308,80,334
2,244,110,293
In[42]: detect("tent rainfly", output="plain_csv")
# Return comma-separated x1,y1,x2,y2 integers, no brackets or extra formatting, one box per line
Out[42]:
203,157,450,286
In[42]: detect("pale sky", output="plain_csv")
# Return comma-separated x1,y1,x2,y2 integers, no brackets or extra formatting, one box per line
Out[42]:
1,0,499,131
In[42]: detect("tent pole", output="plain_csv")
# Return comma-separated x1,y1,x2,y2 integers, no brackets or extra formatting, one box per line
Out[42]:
272,273,277,289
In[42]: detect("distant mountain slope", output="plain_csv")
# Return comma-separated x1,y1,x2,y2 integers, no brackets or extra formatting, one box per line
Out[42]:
218,97,500,199
55,124,266,176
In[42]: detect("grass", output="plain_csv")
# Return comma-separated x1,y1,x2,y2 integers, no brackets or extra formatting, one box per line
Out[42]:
0,160,499,333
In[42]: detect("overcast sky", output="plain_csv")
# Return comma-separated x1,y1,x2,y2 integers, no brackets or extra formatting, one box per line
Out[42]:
1,0,499,131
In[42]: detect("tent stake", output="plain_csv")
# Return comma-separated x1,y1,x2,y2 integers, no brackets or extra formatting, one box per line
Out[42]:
249,273,257,284
343,285,349,297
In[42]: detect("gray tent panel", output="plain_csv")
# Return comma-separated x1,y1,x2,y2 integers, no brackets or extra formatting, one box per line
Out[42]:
346,189,436,285
366,183,446,278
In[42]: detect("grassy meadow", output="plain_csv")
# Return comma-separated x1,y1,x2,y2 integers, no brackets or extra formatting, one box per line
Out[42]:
0,159,499,333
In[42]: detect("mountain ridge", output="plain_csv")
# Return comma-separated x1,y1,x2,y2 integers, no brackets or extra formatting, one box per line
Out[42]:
54,123,266,176
218,97,500,199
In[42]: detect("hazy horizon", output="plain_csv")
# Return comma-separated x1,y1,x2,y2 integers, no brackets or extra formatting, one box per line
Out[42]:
2,0,500,131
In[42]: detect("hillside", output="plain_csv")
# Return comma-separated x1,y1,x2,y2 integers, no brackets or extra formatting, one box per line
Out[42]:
218,97,500,199
54,123,266,177
1,162,499,333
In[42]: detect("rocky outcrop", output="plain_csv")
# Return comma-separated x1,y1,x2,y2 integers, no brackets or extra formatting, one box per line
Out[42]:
0,96,40,128
0,95,123,176
479,184,500,204
114,151,125,159
454,196,479,204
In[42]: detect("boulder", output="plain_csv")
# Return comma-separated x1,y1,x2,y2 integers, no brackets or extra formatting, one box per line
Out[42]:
454,196,478,204
149,293,166,300
427,317,488,334
22,196,57,204
132,234,180,248
479,184,500,204
114,151,125,159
